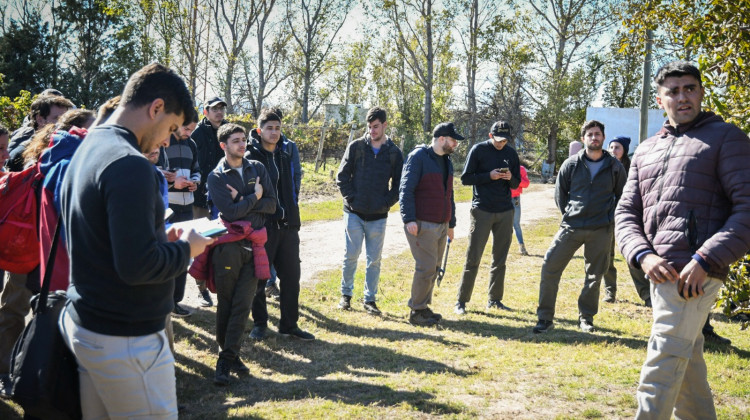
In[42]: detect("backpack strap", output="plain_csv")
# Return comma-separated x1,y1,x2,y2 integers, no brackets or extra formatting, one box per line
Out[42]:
35,220,61,314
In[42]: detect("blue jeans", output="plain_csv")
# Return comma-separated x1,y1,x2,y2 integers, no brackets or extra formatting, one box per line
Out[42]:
266,265,277,288
341,212,387,302
512,196,524,244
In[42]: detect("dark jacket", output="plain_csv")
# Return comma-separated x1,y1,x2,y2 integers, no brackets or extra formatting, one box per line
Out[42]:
399,145,456,228
461,140,521,213
616,112,750,278
337,135,403,220
207,156,276,227
6,126,34,172
191,117,225,208
246,131,301,229
60,124,191,336
555,149,626,230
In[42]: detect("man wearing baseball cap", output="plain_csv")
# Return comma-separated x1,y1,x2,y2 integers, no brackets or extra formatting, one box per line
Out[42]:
399,122,463,326
454,121,521,315
191,96,228,219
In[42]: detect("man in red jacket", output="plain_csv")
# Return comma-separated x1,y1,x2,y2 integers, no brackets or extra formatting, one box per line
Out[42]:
615,61,750,419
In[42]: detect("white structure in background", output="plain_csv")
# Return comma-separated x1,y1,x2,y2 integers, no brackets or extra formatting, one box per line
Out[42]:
324,104,367,125
585,107,666,151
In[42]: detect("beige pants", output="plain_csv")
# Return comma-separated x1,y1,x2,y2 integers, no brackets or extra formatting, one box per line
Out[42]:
404,220,448,310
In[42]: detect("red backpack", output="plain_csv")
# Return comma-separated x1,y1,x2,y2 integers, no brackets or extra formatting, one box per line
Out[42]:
0,164,43,273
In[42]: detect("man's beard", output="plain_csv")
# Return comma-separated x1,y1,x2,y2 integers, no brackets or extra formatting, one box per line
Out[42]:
442,144,455,154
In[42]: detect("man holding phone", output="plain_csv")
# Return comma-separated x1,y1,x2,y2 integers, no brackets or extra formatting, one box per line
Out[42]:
454,121,521,315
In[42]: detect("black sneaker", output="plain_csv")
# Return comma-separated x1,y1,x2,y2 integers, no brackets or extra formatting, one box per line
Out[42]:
704,329,732,345
280,327,315,341
265,283,280,301
409,309,438,327
172,303,191,317
214,358,231,386
198,289,213,307
0,374,11,399
454,302,466,315
231,357,251,377
533,319,554,334
249,325,268,340
579,318,595,333
338,295,352,310
603,293,616,303
487,300,511,311
423,306,442,321
363,301,381,315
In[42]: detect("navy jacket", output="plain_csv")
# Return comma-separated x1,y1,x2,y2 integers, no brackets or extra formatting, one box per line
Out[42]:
60,124,191,336
245,131,301,229
191,117,225,208
337,136,403,220
399,145,456,228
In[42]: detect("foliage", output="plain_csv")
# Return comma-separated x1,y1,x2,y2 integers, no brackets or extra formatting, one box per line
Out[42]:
622,0,750,131
0,90,34,131
601,31,646,109
0,12,55,98
717,254,750,331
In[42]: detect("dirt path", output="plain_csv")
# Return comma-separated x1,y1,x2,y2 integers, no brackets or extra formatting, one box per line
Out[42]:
298,183,558,285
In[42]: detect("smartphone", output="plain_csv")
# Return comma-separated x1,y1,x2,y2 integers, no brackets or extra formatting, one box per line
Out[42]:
499,168,509,173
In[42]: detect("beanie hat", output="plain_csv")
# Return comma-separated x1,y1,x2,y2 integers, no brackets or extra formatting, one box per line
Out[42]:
610,136,631,157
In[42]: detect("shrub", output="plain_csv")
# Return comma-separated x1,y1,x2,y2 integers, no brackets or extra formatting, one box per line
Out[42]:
717,253,750,330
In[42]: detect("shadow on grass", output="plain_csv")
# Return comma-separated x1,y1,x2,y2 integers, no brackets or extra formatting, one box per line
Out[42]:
172,302,464,419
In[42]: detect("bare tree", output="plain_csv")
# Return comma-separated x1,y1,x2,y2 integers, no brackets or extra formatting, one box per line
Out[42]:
211,0,259,113
285,0,352,123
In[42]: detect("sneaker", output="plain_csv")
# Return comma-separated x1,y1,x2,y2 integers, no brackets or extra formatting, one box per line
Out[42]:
487,300,511,311
409,309,438,327
704,329,732,346
249,325,268,340
644,298,652,308
338,295,352,310
454,301,466,315
423,306,442,321
603,293,616,303
363,301,382,315
579,318,595,333
214,358,231,386
533,319,554,334
280,327,315,341
519,244,529,256
0,374,11,399
198,288,213,307
231,357,251,377
172,303,191,317
265,283,280,301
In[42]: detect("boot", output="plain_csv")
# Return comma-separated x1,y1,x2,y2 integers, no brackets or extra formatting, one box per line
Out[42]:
519,243,529,256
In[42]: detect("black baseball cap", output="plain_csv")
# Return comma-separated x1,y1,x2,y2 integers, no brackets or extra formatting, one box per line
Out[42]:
491,121,512,140
432,122,465,140
205,97,227,108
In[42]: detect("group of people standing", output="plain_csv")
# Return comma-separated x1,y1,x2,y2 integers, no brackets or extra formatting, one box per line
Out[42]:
0,59,747,420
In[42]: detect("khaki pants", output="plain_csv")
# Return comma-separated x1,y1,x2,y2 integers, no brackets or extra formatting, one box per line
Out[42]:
405,221,448,310
635,276,723,420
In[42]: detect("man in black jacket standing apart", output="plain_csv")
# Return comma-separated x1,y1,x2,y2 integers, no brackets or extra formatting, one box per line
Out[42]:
336,107,403,315
246,109,315,341
192,96,227,219
454,121,521,315
533,120,626,334
58,63,214,419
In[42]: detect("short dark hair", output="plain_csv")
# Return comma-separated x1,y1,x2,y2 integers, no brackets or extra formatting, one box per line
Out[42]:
366,107,387,124
30,94,74,129
186,108,199,124
95,96,121,125
258,108,281,128
581,120,605,138
654,61,702,87
217,123,246,143
0,124,8,137
270,107,284,120
120,63,194,125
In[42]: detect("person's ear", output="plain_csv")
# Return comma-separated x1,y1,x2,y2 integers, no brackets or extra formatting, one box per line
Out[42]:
148,99,165,119
219,141,226,151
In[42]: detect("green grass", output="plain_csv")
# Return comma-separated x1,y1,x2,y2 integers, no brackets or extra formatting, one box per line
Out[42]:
5,216,745,419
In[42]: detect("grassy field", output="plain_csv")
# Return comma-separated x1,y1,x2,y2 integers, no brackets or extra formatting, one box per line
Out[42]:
5,216,746,419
